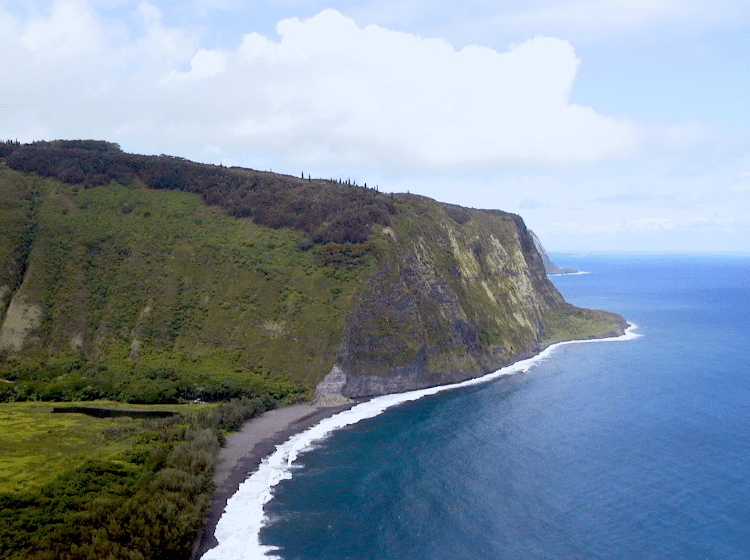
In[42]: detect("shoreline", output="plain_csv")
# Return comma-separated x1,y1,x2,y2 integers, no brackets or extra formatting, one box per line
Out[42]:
192,401,359,560
194,324,638,559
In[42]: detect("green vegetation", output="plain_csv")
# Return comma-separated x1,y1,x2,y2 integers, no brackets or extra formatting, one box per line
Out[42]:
0,401,156,494
0,351,303,405
541,306,626,345
0,141,627,558
0,168,377,394
2,140,395,245
0,166,44,312
0,397,276,559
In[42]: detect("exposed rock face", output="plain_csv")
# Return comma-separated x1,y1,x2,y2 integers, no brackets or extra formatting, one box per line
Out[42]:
313,365,354,405
529,230,578,275
0,149,625,400
0,296,43,352
327,200,622,399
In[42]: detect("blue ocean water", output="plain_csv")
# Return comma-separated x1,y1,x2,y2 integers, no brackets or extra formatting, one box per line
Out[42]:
258,254,750,559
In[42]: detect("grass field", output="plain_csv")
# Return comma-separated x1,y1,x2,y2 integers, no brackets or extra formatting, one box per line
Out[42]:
0,401,209,494
0,397,276,559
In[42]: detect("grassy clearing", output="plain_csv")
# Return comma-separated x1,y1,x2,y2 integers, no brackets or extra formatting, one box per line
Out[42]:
0,397,276,560
0,402,137,494
541,306,626,345
0,401,214,494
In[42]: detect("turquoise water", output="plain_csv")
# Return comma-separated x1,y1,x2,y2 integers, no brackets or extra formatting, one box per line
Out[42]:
214,254,750,559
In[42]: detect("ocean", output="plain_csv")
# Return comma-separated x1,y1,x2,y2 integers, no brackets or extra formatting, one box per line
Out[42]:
204,253,750,559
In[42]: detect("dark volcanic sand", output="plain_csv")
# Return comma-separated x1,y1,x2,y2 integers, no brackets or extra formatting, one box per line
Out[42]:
193,403,357,559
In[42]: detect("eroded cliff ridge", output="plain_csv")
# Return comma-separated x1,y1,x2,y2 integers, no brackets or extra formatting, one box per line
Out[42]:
529,230,578,275
328,200,625,398
0,141,625,403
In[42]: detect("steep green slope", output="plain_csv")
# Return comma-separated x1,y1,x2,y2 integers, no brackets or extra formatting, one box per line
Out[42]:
0,142,626,403
0,141,628,560
0,168,376,402
330,197,625,397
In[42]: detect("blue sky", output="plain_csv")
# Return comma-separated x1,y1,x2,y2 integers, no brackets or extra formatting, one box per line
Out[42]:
1,0,748,252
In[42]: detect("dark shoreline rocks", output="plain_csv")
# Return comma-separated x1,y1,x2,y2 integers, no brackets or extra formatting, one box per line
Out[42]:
318,314,628,400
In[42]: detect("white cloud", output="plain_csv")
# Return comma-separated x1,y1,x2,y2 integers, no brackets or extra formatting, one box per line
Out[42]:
519,198,551,210
0,6,638,171
629,217,681,232
18,0,103,57
730,172,750,193
459,0,749,44
548,215,735,236
222,9,636,169
132,1,195,61
163,48,227,82
1,2,747,251
498,0,686,32
517,0,654,26
548,220,625,236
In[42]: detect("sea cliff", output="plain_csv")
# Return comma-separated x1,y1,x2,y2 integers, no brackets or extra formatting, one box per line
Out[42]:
0,140,625,402
0,140,627,560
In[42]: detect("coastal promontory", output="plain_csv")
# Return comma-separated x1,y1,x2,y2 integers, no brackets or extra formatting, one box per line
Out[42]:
0,140,626,559
0,140,625,402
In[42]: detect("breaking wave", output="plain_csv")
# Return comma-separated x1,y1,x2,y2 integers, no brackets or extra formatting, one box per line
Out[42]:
202,324,639,559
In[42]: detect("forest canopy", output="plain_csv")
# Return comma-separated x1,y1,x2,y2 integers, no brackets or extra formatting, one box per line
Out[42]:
0,140,395,245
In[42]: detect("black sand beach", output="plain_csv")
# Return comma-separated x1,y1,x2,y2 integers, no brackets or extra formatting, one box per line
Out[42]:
192,402,357,559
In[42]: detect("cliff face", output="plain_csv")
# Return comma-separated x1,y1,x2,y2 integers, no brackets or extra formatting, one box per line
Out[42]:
0,142,625,402
529,230,578,275
331,200,565,398
325,202,626,398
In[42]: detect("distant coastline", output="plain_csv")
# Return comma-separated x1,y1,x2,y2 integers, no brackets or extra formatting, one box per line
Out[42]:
529,231,580,275
548,270,590,276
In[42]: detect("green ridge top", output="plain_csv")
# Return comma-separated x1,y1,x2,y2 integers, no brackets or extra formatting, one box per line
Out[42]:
0,140,626,403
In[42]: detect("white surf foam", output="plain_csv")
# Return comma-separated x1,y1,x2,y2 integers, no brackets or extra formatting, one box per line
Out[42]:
201,323,639,559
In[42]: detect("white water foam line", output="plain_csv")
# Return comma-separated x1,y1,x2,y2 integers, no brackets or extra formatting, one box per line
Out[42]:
202,323,640,559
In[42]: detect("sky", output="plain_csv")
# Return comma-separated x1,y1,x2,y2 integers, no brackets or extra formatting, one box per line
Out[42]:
1,1,748,252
